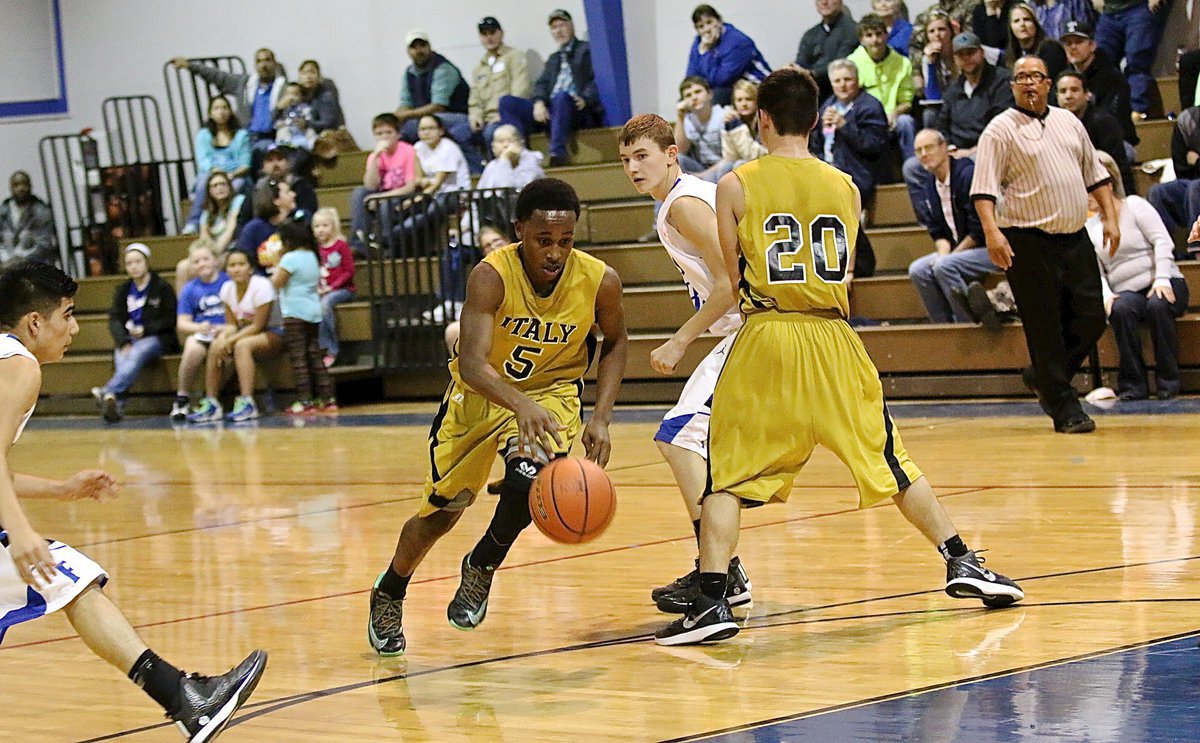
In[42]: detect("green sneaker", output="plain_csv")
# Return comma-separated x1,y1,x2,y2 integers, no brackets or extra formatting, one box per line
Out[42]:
226,396,260,423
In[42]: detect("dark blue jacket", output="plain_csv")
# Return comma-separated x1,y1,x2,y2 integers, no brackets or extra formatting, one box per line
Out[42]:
686,23,771,89
533,38,601,111
808,91,890,200
407,52,470,114
910,156,985,247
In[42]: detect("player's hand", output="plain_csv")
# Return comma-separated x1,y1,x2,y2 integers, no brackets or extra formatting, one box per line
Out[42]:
650,338,687,375
1102,217,1121,257
581,418,612,467
1148,283,1176,304
8,524,57,590
986,230,1014,270
60,470,119,502
514,398,563,456
533,101,550,124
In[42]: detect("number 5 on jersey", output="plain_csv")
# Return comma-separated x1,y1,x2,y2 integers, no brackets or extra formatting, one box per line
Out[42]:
763,213,850,284
504,345,543,380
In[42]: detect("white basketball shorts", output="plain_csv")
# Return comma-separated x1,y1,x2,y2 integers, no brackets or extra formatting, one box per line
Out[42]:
0,531,108,644
653,331,738,459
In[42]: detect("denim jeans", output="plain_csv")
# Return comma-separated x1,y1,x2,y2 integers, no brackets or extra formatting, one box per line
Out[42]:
349,186,374,252
401,113,484,174
1147,179,1200,233
319,288,355,357
498,93,602,160
1095,2,1167,114
908,248,1002,323
893,114,916,161
102,335,164,397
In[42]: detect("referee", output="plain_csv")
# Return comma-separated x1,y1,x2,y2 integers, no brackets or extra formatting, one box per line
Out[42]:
971,56,1120,434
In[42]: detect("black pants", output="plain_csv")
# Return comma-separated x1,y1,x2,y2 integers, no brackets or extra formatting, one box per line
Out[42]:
1108,277,1190,398
1003,227,1106,423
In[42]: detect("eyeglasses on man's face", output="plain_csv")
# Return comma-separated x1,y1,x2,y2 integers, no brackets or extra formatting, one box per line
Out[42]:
1013,72,1049,85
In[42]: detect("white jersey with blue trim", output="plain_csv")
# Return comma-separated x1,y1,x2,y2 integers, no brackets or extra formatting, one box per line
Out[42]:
0,334,37,445
655,173,743,337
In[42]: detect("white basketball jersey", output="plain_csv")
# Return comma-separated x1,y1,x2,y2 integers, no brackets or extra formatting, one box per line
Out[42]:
655,174,742,337
0,334,37,445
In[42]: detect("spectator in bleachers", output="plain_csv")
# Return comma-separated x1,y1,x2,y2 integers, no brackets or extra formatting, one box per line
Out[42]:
349,113,422,254
792,0,860,102
172,239,228,422
172,49,285,161
1057,70,1137,197
914,11,957,128
442,224,507,353
721,80,768,166
187,249,283,424
906,129,996,323
312,208,355,368
273,220,337,415
1146,100,1200,237
685,5,772,105
903,32,1014,192
477,125,545,191
183,95,250,235
1095,0,1168,119
395,31,480,173
972,0,1016,62
469,17,531,153
91,243,178,422
674,76,733,182
241,146,318,226
848,13,917,159
1181,48,1199,111
273,82,316,152
415,115,471,195
1006,3,1067,81
1089,151,1188,400
0,171,57,266
237,179,297,274
296,60,345,135
1029,0,1096,40
872,0,913,56
1062,20,1138,154
174,171,246,293
499,9,604,167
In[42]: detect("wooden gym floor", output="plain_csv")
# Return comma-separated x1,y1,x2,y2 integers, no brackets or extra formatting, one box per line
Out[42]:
2,402,1198,741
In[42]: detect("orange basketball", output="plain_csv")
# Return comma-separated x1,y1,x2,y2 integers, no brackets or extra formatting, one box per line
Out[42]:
528,457,616,544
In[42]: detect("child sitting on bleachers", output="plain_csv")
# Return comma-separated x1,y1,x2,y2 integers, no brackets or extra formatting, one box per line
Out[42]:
274,82,316,151
172,239,228,422
312,207,355,368
273,220,338,414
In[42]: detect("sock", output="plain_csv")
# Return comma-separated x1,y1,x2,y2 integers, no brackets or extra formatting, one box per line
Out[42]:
128,649,185,715
469,531,508,569
377,565,410,599
692,519,702,547
938,535,969,560
699,572,726,601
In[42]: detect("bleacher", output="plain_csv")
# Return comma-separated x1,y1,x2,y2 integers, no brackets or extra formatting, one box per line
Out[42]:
45,75,1200,413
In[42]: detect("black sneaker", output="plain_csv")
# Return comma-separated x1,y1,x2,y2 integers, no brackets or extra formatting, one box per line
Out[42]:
945,551,1024,608
368,572,406,656
655,557,753,614
651,559,698,602
654,594,739,646
170,649,267,742
1054,414,1096,434
966,281,1002,331
447,555,495,630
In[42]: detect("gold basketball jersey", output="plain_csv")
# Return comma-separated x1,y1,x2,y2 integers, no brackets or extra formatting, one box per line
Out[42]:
451,243,606,394
733,155,859,318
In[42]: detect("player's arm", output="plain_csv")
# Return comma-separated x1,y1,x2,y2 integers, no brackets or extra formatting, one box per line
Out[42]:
457,262,564,453
652,196,736,375
0,357,58,588
581,267,628,466
714,171,746,302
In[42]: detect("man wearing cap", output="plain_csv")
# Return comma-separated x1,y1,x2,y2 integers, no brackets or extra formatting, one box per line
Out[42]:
92,243,179,423
971,56,1120,434
0,171,58,266
498,9,603,167
1061,20,1137,152
469,17,530,153
902,32,1013,193
396,30,480,171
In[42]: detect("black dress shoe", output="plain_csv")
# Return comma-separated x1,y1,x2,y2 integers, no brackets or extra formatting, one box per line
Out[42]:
1055,415,1096,434
1157,389,1178,400
1118,390,1148,401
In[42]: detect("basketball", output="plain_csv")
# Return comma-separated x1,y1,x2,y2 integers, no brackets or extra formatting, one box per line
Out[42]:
528,457,616,544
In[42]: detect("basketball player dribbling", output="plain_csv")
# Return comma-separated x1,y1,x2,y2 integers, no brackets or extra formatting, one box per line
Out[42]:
0,261,266,740
368,179,628,656
617,114,752,615
653,69,1025,646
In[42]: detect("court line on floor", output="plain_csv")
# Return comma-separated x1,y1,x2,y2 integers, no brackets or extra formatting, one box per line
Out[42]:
662,625,1200,742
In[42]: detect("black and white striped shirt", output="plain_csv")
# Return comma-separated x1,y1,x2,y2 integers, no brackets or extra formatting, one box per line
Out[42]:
970,105,1111,234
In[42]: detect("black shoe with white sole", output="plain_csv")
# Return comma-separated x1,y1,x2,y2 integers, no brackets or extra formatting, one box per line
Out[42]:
652,560,698,602
945,551,1024,608
447,555,495,630
654,594,739,646
170,649,268,742
655,556,753,614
